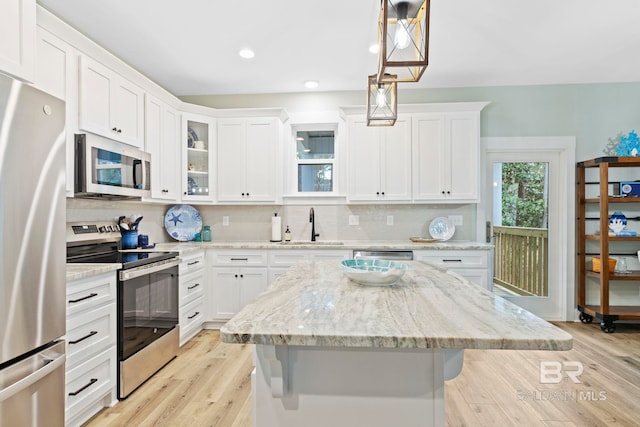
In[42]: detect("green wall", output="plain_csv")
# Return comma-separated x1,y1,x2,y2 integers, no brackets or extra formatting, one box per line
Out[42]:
180,82,640,162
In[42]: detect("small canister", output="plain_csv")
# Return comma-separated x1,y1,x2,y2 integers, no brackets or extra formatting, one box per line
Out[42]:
202,225,212,242
138,234,149,248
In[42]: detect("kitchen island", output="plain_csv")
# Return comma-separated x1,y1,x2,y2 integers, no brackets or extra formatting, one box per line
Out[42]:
221,260,572,427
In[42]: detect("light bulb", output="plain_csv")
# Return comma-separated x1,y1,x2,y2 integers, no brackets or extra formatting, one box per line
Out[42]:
376,87,387,108
394,19,411,49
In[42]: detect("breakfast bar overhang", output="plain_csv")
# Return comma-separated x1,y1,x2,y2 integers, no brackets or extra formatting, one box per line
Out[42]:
221,260,573,427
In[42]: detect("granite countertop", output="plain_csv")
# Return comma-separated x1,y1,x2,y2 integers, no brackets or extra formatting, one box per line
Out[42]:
146,240,493,253
66,263,120,282
221,260,572,351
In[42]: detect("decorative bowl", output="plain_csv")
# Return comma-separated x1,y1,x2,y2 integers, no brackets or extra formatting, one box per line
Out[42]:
341,259,409,286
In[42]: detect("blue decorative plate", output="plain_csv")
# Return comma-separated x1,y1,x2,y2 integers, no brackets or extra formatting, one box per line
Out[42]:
187,127,198,148
164,204,203,241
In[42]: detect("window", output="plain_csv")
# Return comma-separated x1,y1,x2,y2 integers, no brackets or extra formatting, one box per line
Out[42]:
295,130,335,192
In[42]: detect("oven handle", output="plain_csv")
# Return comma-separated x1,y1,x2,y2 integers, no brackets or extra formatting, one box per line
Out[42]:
119,258,180,281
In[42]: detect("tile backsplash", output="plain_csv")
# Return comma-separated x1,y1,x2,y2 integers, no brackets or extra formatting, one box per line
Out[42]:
67,199,477,244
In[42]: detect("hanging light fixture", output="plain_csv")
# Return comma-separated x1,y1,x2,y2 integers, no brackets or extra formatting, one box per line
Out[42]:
378,0,430,83
366,74,397,126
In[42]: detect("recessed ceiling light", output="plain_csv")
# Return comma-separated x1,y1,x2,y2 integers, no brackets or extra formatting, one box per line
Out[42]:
304,80,319,89
369,44,379,54
238,48,255,59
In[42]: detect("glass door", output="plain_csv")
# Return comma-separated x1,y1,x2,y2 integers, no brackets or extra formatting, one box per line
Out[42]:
182,114,214,201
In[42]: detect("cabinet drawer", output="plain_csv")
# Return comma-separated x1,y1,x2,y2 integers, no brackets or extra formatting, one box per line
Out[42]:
180,296,204,341
66,272,116,317
268,250,308,268
180,251,205,274
66,303,116,368
65,346,116,424
447,268,489,290
208,250,268,267
180,270,205,306
414,250,488,269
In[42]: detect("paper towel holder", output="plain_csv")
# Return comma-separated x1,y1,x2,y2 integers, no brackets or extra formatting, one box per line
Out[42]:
270,212,283,242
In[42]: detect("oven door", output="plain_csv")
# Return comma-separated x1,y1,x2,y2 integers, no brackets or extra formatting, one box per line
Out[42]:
118,261,179,361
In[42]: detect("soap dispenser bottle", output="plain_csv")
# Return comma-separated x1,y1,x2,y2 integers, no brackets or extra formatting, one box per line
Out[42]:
284,226,291,242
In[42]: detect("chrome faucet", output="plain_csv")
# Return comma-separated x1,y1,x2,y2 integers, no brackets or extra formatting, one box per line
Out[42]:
309,207,319,241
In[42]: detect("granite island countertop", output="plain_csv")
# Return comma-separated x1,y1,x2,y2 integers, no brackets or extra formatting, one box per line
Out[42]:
221,260,572,351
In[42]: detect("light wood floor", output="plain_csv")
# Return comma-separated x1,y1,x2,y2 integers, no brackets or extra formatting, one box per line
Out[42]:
86,322,640,427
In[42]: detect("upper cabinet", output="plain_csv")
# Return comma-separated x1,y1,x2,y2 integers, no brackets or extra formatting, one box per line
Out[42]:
78,56,145,148
217,117,280,203
34,26,77,197
347,116,412,202
0,0,35,82
412,110,482,203
144,94,180,202
182,113,215,202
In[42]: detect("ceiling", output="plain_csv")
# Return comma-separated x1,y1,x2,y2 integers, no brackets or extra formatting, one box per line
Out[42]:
37,0,640,97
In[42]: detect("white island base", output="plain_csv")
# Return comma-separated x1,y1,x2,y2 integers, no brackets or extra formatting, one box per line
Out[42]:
253,344,464,427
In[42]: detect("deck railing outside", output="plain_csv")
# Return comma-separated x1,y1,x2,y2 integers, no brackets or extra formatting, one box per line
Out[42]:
493,226,548,296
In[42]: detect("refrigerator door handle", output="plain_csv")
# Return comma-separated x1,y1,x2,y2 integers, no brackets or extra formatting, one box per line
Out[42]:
0,352,66,403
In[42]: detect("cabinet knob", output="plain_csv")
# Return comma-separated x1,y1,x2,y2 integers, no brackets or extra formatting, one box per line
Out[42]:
240,274,244,278
241,193,245,196
235,274,238,278
117,128,122,133
376,192,380,196
246,193,250,197
381,192,385,196
446,191,451,195
112,127,117,132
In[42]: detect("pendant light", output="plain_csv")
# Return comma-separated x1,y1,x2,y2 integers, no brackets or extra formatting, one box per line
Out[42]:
366,74,397,126
378,0,430,83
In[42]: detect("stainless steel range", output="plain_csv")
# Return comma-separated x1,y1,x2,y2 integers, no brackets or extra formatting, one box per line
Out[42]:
66,221,180,399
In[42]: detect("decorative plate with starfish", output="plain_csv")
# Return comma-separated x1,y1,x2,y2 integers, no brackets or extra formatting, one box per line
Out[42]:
164,204,203,241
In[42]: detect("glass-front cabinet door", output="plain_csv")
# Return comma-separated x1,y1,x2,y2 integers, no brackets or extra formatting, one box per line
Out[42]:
181,113,215,202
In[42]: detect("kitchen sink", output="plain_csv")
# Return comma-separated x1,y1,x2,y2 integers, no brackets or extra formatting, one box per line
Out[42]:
281,241,344,246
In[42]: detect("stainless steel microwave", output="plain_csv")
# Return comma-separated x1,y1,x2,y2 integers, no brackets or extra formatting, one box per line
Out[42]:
75,133,151,199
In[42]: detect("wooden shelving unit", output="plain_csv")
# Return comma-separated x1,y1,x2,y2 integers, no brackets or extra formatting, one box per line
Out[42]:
577,156,640,333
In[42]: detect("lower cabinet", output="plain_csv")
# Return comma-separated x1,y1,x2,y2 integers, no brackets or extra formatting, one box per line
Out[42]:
178,250,205,346
207,249,269,326
65,272,117,427
413,249,493,291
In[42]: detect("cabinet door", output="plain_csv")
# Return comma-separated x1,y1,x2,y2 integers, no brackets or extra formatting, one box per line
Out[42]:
0,0,35,81
112,78,144,148
381,118,412,201
412,113,446,200
239,268,269,307
145,94,179,201
34,27,77,197
217,119,246,201
245,119,277,202
162,106,180,200
210,268,239,320
448,112,479,201
348,117,382,201
182,114,214,202
78,56,112,138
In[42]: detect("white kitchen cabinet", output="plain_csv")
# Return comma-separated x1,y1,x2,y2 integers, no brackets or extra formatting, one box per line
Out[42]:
78,55,144,148
178,250,205,346
413,249,492,291
217,118,279,203
34,26,78,197
0,0,35,81
144,94,179,201
347,116,412,202
182,113,215,202
65,272,117,427
412,112,481,202
207,249,269,323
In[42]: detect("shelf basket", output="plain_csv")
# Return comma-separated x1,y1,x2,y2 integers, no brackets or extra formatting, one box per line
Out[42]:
592,256,617,273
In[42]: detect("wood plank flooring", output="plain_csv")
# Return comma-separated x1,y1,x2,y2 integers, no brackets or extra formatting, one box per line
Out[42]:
85,322,640,427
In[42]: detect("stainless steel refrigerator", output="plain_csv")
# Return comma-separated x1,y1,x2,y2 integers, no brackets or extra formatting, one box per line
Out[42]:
0,72,66,425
